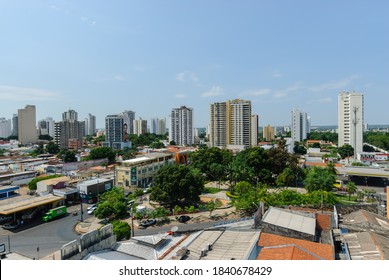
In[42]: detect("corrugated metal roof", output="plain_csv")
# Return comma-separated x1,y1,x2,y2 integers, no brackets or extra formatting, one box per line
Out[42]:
263,207,316,235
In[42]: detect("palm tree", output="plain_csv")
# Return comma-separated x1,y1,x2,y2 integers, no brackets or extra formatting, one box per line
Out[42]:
346,182,357,201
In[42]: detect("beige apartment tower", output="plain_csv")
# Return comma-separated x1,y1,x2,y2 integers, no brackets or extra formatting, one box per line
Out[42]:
263,125,275,141
210,99,253,148
18,105,37,145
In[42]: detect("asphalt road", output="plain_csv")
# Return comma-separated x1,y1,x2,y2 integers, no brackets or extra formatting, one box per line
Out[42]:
0,205,90,259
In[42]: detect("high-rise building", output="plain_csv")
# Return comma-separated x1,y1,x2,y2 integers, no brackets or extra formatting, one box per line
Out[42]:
150,117,166,135
104,115,131,150
85,113,96,136
210,102,228,147
251,114,258,147
54,110,85,150
121,110,136,135
133,118,148,136
12,114,18,137
170,106,194,146
38,117,55,138
209,99,253,148
157,118,166,135
291,108,310,142
338,91,364,156
18,105,37,145
0,118,12,138
263,125,275,142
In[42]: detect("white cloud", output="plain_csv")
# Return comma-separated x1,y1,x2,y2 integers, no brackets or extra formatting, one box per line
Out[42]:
309,75,358,92
272,71,283,78
240,89,271,97
174,94,186,99
114,75,125,81
273,91,288,99
0,85,61,101
202,86,223,98
176,71,199,82
272,83,305,99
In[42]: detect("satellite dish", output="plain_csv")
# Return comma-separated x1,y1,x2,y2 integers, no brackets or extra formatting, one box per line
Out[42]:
171,226,178,232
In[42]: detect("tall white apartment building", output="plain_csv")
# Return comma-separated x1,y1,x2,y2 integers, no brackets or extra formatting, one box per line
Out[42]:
0,118,12,138
18,105,37,145
150,118,166,135
38,117,55,138
338,91,364,155
209,99,253,148
121,110,136,135
291,108,310,142
133,118,148,136
169,106,193,146
85,113,96,136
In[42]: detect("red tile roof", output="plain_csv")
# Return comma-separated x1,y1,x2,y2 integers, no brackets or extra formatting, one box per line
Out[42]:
257,233,334,260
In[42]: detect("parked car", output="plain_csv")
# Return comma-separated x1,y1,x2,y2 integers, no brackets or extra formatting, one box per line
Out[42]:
139,219,156,227
0,216,12,224
178,215,191,223
87,204,97,211
2,222,20,230
87,206,97,215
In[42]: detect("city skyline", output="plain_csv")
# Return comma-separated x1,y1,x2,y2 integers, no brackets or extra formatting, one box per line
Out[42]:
1,1,389,128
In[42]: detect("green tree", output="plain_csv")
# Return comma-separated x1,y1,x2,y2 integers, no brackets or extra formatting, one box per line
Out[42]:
209,163,225,188
233,147,271,185
46,141,60,154
28,174,61,190
30,143,45,157
231,181,267,214
58,150,77,163
94,187,128,220
304,166,336,192
206,199,222,216
337,144,354,159
39,134,53,141
89,147,116,162
189,147,232,181
346,181,358,201
276,167,297,187
111,220,131,241
149,165,204,209
149,141,165,149
117,146,137,160
304,190,339,207
294,142,307,155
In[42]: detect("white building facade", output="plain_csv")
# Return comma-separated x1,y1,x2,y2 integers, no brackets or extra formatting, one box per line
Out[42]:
338,91,364,155
291,108,310,142
169,106,194,146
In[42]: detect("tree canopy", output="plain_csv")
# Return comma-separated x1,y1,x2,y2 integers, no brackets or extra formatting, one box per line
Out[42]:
189,147,232,181
94,187,128,220
88,147,116,162
149,164,204,209
304,166,336,192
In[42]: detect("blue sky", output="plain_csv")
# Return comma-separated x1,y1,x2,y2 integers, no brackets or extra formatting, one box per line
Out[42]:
1,0,388,129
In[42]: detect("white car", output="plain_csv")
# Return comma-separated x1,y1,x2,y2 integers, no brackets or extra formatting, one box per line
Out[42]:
87,204,97,211
87,206,97,215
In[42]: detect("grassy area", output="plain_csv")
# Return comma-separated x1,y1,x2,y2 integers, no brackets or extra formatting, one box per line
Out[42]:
335,194,360,205
204,187,221,194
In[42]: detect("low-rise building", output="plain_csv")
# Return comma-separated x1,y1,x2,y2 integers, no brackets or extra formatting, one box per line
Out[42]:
115,153,175,188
